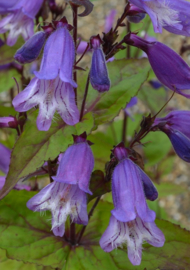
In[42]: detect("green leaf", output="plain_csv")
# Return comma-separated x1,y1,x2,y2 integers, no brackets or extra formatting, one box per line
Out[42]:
142,131,171,166
75,112,94,134
1,191,190,270
88,131,114,170
92,59,150,125
88,170,111,202
155,182,186,198
0,105,16,117
0,68,21,93
78,59,150,126
0,248,53,270
0,111,94,199
0,190,69,268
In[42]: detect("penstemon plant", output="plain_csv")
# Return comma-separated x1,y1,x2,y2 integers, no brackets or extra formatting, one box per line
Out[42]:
0,0,190,269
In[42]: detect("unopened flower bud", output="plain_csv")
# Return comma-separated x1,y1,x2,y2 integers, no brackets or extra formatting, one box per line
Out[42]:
14,31,47,64
127,4,146,23
90,35,110,92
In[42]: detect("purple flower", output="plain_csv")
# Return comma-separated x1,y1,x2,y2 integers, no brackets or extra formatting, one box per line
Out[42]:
34,24,77,87
0,0,18,14
124,96,138,120
12,76,79,131
14,31,47,64
90,35,110,92
100,214,165,265
127,34,190,98
111,143,157,223
0,143,11,174
27,182,88,237
153,110,190,162
104,9,117,33
127,4,146,24
0,0,43,46
129,0,190,36
0,116,15,128
52,133,94,194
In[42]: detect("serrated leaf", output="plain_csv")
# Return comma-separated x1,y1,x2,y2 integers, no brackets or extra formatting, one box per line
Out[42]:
0,248,53,270
0,191,190,270
0,111,94,199
78,59,150,126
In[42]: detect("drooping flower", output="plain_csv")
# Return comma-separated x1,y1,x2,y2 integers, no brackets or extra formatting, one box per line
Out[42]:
100,214,165,265
127,4,146,24
129,0,190,36
34,22,77,87
89,35,110,92
0,0,44,46
111,143,157,223
126,33,190,98
52,132,94,194
14,31,47,64
153,110,190,162
27,182,88,237
12,76,79,131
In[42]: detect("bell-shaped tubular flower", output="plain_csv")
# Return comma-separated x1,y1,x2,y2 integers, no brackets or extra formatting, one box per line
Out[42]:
0,0,18,14
34,25,77,87
12,76,79,131
27,182,88,237
100,214,165,266
111,143,157,223
89,35,110,92
52,132,94,194
153,110,190,162
129,0,190,36
14,31,47,64
127,34,190,98
0,0,43,46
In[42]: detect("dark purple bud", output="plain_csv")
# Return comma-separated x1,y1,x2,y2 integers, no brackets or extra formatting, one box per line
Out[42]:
165,129,190,163
127,4,146,23
154,110,190,162
0,116,17,128
14,31,47,64
90,35,110,92
127,34,190,98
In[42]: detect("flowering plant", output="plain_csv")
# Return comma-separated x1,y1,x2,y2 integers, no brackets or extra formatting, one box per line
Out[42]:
0,0,190,269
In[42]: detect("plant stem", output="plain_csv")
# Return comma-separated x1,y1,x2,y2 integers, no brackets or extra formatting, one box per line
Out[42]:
72,4,78,104
77,196,101,244
70,219,76,245
79,73,90,121
122,17,130,144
